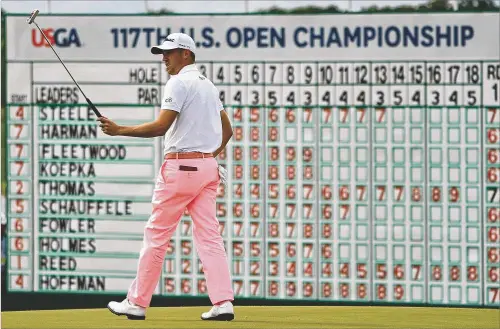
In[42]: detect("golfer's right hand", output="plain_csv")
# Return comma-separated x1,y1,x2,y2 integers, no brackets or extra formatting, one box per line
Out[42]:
97,117,121,136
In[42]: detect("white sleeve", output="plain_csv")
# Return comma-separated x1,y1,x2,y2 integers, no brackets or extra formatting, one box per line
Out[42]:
215,87,224,112
161,78,187,112
217,97,224,112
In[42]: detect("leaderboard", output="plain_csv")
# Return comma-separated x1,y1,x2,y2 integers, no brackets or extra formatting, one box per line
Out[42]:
6,60,500,307
7,62,163,292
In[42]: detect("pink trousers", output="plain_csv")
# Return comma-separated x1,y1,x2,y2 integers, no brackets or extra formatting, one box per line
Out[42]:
127,156,234,307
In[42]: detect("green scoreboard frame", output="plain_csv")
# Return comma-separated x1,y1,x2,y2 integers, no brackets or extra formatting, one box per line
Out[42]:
4,12,500,308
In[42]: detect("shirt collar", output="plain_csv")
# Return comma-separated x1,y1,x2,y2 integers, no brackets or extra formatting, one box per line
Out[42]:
178,63,198,75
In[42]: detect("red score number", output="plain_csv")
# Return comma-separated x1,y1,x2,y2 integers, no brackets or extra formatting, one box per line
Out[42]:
269,281,279,296
268,108,279,123
269,147,279,161
488,208,499,222
467,266,479,281
489,228,499,243
431,187,441,202
303,148,313,162
321,244,332,259
488,247,499,263
181,279,191,294
377,264,387,279
15,106,25,119
357,263,367,279
233,126,243,141
234,165,243,180
322,108,332,124
488,148,499,164
487,128,499,144
233,146,243,161
432,265,442,281
286,282,296,297
249,280,260,295
412,187,422,202
268,165,279,180
394,285,404,300
14,199,25,214
322,185,332,200
303,282,313,297
302,108,313,123
251,165,260,180
15,274,24,288
12,124,24,139
286,147,296,161
250,108,260,122
322,263,332,277
488,108,499,124
286,109,296,123
14,218,24,232
233,108,243,122
268,223,279,237
233,280,243,296
164,278,175,293
339,186,350,201
377,284,387,300
358,283,367,299
322,283,332,297
340,283,349,298
322,224,332,238
250,147,260,161
14,144,24,158
322,205,332,219
268,127,279,142
197,279,207,294
489,267,499,282
449,187,460,202
449,266,461,281
393,264,405,280
488,167,500,183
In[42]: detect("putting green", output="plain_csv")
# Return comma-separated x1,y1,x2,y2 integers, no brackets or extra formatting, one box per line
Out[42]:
1,306,498,328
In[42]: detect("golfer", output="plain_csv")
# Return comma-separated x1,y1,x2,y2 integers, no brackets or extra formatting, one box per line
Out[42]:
100,33,235,321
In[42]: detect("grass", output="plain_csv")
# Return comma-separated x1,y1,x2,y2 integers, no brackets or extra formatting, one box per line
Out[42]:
1,306,499,328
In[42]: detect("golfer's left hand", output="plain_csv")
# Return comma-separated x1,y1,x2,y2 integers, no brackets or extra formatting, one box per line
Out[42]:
97,117,121,136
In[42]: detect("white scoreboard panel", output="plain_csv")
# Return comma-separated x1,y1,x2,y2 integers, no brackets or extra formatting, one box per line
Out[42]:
5,13,500,306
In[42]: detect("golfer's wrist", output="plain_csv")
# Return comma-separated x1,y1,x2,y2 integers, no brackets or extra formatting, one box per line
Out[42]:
117,125,128,136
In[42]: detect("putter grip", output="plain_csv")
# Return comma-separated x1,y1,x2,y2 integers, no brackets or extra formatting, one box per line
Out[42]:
85,97,102,117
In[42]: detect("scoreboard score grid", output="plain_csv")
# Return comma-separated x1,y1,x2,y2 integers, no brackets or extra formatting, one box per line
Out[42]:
4,12,499,308
7,60,500,306
202,60,499,306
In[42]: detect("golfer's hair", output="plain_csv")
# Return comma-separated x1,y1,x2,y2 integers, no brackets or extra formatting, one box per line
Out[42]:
179,48,195,63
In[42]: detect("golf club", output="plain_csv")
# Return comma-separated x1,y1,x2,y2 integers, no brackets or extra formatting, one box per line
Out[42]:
27,9,102,117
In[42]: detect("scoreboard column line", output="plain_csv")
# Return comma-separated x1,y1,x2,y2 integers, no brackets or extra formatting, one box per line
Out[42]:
314,60,320,300
30,60,36,291
262,61,267,298
479,60,484,306
368,61,374,302
33,86,40,292
423,60,429,304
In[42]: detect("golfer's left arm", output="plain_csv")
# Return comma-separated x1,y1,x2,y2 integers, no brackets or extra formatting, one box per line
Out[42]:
119,110,177,137
99,78,185,137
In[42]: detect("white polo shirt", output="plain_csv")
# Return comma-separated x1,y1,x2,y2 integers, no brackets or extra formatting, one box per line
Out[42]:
160,64,223,155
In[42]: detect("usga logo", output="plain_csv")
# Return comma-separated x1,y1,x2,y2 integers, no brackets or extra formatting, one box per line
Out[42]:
31,28,82,48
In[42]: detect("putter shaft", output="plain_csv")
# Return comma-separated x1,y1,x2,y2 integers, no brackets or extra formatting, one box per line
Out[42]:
27,10,102,117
